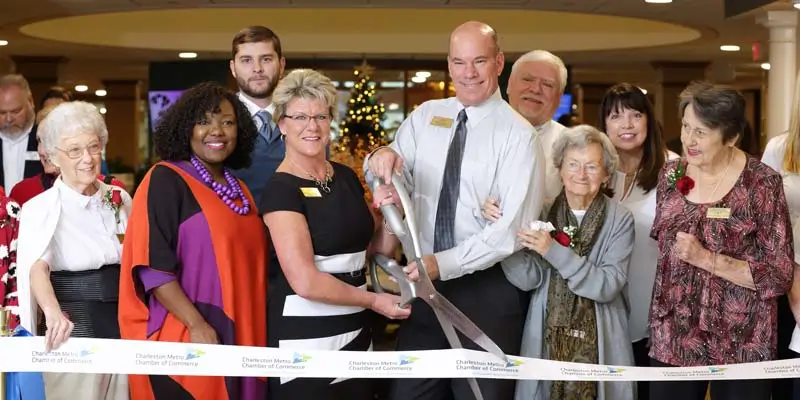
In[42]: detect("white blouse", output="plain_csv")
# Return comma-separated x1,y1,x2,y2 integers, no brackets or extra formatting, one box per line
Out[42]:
15,178,132,334
761,134,800,353
611,151,680,343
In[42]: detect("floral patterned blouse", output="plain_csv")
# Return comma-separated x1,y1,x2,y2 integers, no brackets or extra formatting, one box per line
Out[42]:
649,156,794,366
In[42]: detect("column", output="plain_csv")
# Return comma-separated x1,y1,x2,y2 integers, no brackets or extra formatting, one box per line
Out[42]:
9,56,66,106
101,79,142,189
758,10,797,141
650,62,709,149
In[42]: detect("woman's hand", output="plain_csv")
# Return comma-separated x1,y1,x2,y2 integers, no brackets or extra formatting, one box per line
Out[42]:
371,293,412,320
43,306,73,351
188,321,219,345
518,229,554,256
481,197,502,222
373,184,403,214
675,232,710,268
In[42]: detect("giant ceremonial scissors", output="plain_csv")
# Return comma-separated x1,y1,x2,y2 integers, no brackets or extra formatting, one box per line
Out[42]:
368,174,510,400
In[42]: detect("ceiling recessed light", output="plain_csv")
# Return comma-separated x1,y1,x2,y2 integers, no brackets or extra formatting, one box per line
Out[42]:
415,71,431,78
74,85,88,92
411,76,426,83
720,45,740,52
761,63,771,70
99,107,107,115
95,89,107,97
645,0,672,3
639,87,648,94
0,40,8,46
178,52,197,59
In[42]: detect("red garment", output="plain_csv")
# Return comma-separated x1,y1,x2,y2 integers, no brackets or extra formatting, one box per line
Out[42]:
10,173,126,206
0,193,21,330
649,157,794,366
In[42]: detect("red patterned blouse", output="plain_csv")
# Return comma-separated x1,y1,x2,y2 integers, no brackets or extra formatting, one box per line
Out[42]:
649,156,794,366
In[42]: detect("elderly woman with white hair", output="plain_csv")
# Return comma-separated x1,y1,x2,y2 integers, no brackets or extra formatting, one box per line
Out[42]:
16,101,130,399
483,125,636,400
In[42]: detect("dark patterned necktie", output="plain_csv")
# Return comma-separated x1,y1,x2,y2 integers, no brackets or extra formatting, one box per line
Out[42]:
256,110,278,143
433,109,468,252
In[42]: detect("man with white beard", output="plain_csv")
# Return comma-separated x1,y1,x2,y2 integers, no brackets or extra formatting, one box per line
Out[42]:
229,25,286,205
505,50,568,205
0,74,44,192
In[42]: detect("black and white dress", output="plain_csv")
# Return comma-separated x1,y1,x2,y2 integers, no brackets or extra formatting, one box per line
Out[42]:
260,162,375,400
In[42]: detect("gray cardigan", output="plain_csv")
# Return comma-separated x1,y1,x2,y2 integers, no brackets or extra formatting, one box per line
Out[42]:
501,199,636,400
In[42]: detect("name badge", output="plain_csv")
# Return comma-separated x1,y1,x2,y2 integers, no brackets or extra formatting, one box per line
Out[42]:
300,187,322,198
25,151,39,161
430,116,453,128
706,207,731,219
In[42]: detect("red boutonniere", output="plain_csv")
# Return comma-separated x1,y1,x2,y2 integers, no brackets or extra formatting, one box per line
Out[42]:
552,226,577,248
104,188,123,224
667,159,695,195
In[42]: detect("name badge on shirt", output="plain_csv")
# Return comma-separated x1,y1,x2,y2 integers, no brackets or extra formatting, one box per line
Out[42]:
706,207,731,219
24,151,39,161
300,187,322,198
430,116,453,128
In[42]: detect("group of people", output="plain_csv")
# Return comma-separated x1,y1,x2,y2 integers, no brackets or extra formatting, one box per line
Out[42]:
0,17,796,400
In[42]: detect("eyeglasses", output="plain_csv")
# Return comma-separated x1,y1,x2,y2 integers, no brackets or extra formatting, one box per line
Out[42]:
284,114,331,123
56,143,103,159
563,160,603,175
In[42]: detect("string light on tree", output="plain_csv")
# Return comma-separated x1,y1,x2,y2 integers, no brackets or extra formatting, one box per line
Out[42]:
334,61,388,157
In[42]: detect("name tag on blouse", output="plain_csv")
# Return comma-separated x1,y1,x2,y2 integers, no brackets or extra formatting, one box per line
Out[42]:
300,187,322,198
430,116,453,128
25,151,39,161
707,207,731,219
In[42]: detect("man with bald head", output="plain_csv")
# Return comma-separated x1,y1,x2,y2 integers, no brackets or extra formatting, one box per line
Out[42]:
366,21,544,400
507,49,569,204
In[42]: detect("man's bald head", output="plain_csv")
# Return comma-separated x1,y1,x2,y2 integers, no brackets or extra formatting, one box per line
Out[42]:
447,21,504,107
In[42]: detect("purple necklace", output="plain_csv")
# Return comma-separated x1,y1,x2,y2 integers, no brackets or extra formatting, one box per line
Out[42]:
190,156,251,216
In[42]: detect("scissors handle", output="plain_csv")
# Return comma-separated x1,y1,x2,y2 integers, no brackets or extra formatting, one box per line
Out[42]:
372,254,417,308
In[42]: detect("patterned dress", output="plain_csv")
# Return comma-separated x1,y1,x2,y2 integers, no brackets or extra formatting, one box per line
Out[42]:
649,156,794,366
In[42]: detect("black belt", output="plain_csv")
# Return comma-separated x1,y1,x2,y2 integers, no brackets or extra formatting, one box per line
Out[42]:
50,264,120,303
331,267,367,287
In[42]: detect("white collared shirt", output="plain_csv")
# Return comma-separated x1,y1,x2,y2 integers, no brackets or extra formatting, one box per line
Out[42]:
0,125,33,192
535,120,567,204
237,92,276,131
367,89,545,280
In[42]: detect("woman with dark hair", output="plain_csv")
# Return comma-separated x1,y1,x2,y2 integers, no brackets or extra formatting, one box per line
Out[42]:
597,82,678,399
118,81,266,399
649,81,793,400
38,86,73,110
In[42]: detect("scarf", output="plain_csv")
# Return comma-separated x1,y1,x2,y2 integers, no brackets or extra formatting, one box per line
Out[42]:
545,190,607,400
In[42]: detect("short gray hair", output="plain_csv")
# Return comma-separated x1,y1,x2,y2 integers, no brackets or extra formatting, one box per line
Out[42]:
511,50,568,92
552,124,619,176
272,69,337,122
0,74,32,99
39,101,108,160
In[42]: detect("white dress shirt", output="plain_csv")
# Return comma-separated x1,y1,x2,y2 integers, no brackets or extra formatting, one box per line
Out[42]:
16,178,132,335
761,134,800,353
238,92,276,130
536,120,567,204
611,150,679,343
0,125,33,192
366,89,545,281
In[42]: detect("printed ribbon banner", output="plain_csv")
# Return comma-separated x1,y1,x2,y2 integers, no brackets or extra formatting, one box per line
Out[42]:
0,336,799,381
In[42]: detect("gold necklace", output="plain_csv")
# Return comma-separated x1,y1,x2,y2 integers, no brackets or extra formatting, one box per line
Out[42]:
290,158,333,193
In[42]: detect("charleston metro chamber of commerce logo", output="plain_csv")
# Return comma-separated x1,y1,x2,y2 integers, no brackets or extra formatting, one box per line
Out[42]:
661,366,728,379
457,357,525,376
349,354,420,374
559,365,627,379
241,352,312,371
32,346,97,365
135,347,206,368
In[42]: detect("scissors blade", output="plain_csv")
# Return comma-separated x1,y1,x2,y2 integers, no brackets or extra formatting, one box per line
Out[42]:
428,302,485,400
428,293,509,364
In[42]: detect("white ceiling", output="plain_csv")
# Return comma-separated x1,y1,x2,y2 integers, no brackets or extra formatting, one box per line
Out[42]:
0,0,792,88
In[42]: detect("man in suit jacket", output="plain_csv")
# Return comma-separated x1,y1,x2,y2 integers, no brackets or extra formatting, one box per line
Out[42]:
0,75,43,193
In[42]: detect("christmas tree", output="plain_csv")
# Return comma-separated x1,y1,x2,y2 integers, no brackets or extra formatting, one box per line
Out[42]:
335,63,388,158
331,63,389,201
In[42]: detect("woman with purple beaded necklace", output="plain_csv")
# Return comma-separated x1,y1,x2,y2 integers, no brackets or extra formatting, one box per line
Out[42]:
118,82,267,400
